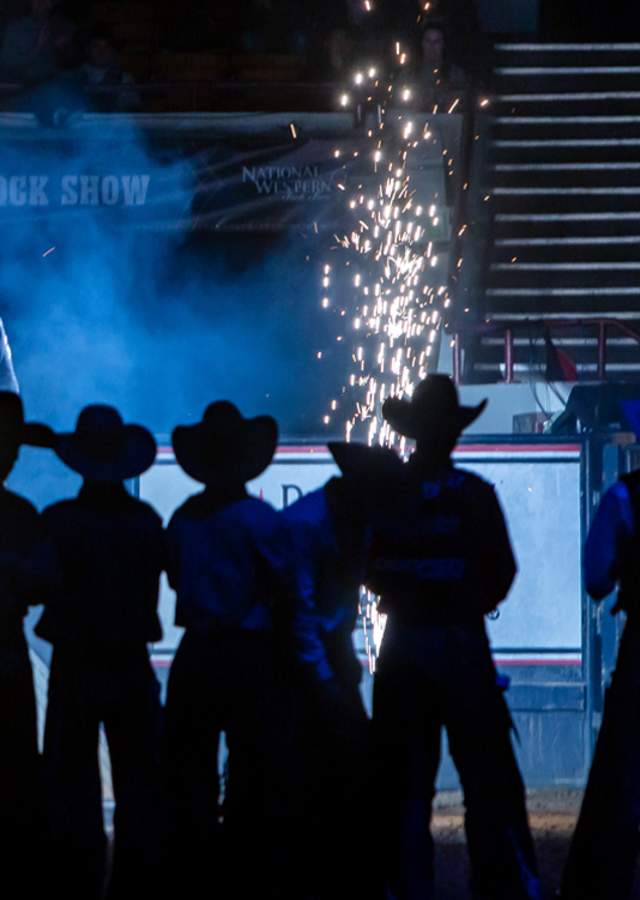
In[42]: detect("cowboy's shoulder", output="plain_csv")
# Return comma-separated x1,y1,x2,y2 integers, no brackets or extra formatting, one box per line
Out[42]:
0,490,41,538
42,498,77,521
243,494,281,523
123,494,163,529
0,488,38,519
281,486,325,523
450,464,496,493
443,466,501,509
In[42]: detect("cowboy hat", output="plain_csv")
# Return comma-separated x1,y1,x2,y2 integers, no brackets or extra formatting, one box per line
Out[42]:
55,404,157,481
172,401,277,485
382,374,487,440
0,391,54,450
328,441,404,481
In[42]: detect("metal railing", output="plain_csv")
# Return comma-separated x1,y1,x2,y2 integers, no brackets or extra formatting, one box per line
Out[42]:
451,317,640,384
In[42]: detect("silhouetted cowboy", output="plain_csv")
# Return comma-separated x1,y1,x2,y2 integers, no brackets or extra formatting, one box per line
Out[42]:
561,466,640,900
0,392,53,894
164,401,298,900
282,440,402,900
35,405,165,900
367,375,541,900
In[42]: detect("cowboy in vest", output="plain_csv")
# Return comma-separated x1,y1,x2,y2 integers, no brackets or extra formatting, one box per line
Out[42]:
164,401,299,900
0,392,53,893
561,468,640,900
283,440,402,900
36,405,165,900
367,374,541,900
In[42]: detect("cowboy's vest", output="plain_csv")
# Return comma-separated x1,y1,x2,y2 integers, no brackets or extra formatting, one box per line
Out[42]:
367,467,484,626
616,470,640,617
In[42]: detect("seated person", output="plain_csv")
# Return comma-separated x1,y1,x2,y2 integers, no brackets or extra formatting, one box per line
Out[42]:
419,19,467,99
420,22,467,91
0,0,76,82
81,27,140,112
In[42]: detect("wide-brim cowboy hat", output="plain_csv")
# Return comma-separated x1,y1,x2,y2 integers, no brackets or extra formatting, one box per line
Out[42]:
172,400,278,485
0,391,54,450
328,441,404,481
55,404,157,481
382,374,487,440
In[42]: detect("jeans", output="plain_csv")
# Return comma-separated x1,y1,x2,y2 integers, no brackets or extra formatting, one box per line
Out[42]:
374,620,540,900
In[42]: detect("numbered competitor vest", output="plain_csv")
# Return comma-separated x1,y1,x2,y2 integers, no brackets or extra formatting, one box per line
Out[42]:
617,469,640,616
367,466,484,626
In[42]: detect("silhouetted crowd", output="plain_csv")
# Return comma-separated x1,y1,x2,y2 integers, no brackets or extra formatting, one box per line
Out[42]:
1,374,639,900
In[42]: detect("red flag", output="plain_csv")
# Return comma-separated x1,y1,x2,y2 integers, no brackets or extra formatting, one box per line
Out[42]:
545,332,578,382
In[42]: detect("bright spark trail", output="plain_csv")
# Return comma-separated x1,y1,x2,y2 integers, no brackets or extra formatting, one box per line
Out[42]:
318,32,459,454
316,2,468,667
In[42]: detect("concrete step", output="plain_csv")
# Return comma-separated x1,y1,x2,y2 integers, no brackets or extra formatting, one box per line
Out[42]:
491,138,640,165
491,191,640,215
492,96,640,116
491,166,640,189
489,267,640,287
492,238,640,263
493,211,640,238
493,116,640,141
494,73,640,95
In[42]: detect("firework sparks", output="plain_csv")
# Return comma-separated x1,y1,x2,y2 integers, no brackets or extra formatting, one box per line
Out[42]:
319,63,456,447
316,17,463,667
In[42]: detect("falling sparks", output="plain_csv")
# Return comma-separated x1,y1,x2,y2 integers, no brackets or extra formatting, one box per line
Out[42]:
319,65,460,452
318,21,462,668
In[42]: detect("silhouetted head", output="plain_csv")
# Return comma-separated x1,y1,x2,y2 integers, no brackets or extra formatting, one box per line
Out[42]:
31,0,54,20
172,401,277,488
382,375,487,464
86,27,119,69
54,404,156,483
421,23,446,68
328,440,405,519
0,391,54,482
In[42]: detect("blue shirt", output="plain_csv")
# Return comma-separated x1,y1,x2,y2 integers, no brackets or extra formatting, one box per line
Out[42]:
36,482,164,647
167,491,297,630
283,484,364,681
585,481,635,600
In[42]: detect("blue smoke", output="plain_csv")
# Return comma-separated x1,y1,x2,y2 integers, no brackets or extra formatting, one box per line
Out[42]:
0,114,336,448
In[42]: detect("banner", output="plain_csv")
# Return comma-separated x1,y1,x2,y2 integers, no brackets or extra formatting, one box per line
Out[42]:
0,112,460,235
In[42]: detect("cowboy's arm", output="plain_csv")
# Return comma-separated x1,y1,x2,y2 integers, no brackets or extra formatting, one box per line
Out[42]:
286,518,336,682
473,485,517,611
585,483,634,600
165,513,181,591
259,506,338,681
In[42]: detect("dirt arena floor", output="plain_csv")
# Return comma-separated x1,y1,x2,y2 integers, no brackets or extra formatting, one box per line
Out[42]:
432,790,640,899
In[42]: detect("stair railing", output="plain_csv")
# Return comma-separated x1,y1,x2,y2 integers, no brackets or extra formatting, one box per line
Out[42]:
451,317,640,385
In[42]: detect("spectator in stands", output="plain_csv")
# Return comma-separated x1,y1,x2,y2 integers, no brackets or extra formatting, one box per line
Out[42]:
418,0,488,85
80,27,140,112
419,20,468,103
326,26,355,80
0,0,76,82
312,0,382,81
